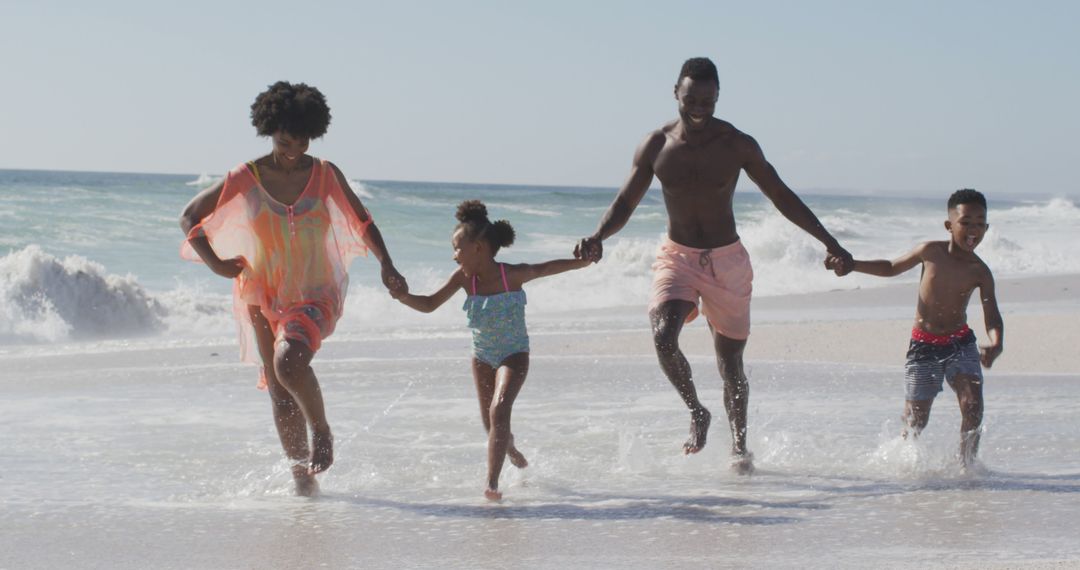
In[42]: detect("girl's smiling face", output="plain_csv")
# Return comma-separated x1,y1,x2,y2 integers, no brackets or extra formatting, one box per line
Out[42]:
452,228,484,276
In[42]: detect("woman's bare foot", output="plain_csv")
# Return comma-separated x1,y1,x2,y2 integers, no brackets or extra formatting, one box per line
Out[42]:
683,408,711,454
291,464,320,497
308,430,334,475
484,487,503,502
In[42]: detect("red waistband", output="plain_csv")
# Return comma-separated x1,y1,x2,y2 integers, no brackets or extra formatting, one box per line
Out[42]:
911,324,972,346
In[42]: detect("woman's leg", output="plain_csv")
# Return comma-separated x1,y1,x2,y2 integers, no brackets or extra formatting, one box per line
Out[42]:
248,306,317,495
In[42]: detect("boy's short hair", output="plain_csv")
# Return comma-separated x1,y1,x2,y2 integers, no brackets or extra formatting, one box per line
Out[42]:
677,57,719,86
250,81,332,139
948,188,987,210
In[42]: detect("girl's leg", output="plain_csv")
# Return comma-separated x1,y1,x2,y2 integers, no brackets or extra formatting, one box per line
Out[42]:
472,357,497,433
485,352,529,500
472,358,528,469
248,306,316,495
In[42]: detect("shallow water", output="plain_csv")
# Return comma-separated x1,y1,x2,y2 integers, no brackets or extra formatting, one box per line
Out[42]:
2,331,1078,569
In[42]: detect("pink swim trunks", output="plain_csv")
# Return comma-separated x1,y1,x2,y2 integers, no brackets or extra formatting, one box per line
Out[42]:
649,236,753,340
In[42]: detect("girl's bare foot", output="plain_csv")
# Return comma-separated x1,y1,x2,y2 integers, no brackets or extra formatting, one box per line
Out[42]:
484,488,503,502
308,430,334,474
505,434,528,468
507,447,528,468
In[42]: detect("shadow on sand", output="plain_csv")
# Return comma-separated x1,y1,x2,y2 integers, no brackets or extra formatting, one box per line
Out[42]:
323,469,1080,525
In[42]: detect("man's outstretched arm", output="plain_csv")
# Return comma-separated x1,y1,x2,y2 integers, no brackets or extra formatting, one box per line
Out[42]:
577,132,664,261
742,134,853,273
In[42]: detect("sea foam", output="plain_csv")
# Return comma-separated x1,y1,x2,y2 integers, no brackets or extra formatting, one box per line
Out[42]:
0,246,166,343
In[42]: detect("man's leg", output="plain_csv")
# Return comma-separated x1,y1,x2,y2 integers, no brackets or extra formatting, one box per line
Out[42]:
712,330,753,473
650,300,711,454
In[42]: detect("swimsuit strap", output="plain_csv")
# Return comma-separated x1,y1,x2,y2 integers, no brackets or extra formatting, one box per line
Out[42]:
471,274,478,295
499,263,510,292
247,161,261,184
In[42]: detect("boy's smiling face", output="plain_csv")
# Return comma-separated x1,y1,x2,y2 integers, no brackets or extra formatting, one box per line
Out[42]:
945,203,989,252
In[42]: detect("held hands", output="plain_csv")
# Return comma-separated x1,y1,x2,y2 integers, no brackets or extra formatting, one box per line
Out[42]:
980,344,1003,368
824,247,855,276
574,237,603,263
382,264,409,297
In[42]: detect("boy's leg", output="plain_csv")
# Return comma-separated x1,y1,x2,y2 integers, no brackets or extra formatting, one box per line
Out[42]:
951,373,984,466
712,329,751,472
273,336,331,474
473,358,527,468
485,353,529,499
902,399,934,438
650,300,711,454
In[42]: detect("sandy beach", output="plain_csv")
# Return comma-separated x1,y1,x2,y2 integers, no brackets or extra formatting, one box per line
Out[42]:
1,274,1077,569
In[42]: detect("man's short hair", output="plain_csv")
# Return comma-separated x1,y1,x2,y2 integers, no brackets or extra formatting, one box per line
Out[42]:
677,57,719,85
948,188,987,210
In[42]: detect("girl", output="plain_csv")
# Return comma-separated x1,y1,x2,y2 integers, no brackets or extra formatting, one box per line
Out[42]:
179,81,407,496
393,200,590,500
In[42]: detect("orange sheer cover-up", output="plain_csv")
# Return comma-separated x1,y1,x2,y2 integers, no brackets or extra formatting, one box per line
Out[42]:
181,159,371,388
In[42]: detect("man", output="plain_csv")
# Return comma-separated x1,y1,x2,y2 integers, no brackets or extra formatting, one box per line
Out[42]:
576,57,852,474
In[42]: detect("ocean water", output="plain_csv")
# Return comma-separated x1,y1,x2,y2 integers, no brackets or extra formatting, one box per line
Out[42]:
1,167,1078,347
2,168,1079,568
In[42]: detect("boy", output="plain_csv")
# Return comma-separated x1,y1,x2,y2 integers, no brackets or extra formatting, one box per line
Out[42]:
828,189,1004,467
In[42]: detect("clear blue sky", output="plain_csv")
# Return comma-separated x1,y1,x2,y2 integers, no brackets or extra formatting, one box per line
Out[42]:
2,0,1078,196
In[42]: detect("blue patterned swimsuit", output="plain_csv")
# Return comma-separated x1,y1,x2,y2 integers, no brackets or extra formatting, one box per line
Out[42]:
463,263,529,367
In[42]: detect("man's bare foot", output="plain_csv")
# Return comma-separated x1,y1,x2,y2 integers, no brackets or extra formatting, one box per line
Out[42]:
730,451,755,475
308,430,333,475
291,464,320,497
683,407,711,454
484,487,503,501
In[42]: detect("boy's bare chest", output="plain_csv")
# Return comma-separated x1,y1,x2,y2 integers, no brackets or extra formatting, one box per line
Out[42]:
922,260,980,299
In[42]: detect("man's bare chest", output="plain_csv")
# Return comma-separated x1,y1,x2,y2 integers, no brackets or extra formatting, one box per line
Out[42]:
653,143,741,188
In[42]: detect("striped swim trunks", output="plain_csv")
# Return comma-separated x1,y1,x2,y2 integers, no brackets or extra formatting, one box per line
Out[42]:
904,325,983,401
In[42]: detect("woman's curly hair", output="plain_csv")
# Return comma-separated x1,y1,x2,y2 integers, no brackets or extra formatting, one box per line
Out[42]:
455,200,515,254
250,81,331,139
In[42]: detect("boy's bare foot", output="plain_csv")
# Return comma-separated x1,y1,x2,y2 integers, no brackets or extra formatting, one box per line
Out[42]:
308,430,334,474
291,464,320,497
730,451,755,475
683,407,711,454
484,488,503,502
